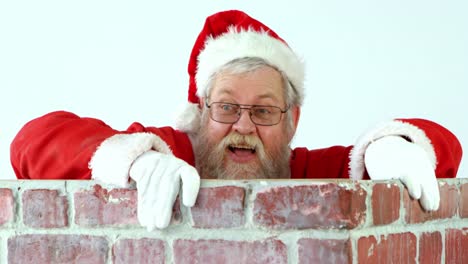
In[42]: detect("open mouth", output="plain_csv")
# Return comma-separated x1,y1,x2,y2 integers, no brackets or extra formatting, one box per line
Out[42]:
228,144,256,154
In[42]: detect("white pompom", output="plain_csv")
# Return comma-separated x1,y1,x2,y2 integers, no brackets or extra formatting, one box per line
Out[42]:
175,103,201,133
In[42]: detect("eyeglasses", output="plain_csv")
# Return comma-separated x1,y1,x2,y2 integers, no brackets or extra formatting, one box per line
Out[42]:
205,101,289,126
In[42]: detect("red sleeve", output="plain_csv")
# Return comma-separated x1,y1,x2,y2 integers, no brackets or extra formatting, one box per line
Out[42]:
126,123,195,166
10,111,194,180
290,146,353,179
10,111,118,179
290,118,462,180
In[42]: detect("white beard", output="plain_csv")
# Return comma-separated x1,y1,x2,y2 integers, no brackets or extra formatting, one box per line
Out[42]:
191,113,291,180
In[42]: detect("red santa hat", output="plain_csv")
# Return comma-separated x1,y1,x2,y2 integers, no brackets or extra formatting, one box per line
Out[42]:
176,10,304,132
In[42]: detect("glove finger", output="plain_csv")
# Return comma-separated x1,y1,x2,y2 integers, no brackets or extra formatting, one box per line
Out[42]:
138,196,156,231
138,186,158,231
419,175,440,211
136,164,163,231
136,180,151,229
137,199,148,229
400,174,422,200
420,188,439,211
144,156,176,230
179,165,201,207
154,170,181,229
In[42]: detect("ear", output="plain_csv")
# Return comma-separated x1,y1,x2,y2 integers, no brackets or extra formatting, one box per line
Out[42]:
199,97,205,109
287,106,301,140
292,106,301,129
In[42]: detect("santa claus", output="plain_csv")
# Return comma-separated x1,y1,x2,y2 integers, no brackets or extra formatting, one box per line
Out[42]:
11,10,462,231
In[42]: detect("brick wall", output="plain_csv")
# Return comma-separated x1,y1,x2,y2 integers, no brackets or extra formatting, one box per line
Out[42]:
1,179,468,263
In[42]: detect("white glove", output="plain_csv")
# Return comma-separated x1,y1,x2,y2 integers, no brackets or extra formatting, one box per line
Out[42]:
364,136,439,211
129,150,200,231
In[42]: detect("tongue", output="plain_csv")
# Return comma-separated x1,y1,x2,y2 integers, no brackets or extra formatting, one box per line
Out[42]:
233,148,253,157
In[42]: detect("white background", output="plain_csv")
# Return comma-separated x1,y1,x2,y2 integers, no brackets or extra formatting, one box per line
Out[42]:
0,0,466,180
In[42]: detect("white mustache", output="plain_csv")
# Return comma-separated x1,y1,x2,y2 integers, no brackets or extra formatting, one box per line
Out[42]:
221,133,262,150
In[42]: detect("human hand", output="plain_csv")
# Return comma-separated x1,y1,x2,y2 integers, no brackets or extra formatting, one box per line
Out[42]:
364,135,439,211
129,150,200,230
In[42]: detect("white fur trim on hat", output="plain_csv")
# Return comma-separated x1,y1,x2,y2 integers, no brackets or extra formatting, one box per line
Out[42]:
349,120,437,180
89,132,172,187
175,103,201,133
196,27,304,102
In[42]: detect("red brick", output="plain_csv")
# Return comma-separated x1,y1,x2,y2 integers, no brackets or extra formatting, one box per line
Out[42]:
8,234,108,264
459,183,468,218
419,232,442,264
445,228,468,263
253,184,366,229
372,183,400,225
113,238,165,264
404,183,458,223
74,185,138,226
298,238,351,264
22,189,68,228
191,186,245,228
357,233,417,264
75,185,181,227
0,188,14,225
173,239,287,264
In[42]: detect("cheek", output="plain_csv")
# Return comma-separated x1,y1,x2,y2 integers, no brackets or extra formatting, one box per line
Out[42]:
257,127,288,149
205,119,232,142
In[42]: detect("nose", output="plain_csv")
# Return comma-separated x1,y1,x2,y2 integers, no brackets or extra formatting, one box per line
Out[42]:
232,109,256,135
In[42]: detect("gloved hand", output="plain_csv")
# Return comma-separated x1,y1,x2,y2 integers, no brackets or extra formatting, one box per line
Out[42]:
129,150,200,231
364,135,439,211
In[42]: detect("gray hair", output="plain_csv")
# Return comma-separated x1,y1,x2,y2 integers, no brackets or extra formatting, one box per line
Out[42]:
203,57,303,107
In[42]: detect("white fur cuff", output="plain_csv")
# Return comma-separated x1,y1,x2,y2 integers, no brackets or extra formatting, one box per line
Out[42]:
89,132,172,187
349,120,437,180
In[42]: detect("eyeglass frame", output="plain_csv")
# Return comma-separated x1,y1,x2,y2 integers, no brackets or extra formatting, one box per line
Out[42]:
204,101,290,126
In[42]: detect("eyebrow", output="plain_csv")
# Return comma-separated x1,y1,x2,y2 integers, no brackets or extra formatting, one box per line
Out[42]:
216,88,279,101
257,93,279,100
216,88,233,96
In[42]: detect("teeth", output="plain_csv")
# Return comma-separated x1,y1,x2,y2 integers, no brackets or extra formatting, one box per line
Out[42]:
230,144,255,150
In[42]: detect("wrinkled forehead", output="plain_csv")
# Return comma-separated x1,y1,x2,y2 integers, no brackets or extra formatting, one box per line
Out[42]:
208,64,286,102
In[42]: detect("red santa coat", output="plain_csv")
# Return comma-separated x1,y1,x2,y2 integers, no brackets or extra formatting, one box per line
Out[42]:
10,111,462,181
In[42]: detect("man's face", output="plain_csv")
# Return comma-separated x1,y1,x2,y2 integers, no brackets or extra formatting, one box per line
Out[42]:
193,66,299,179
